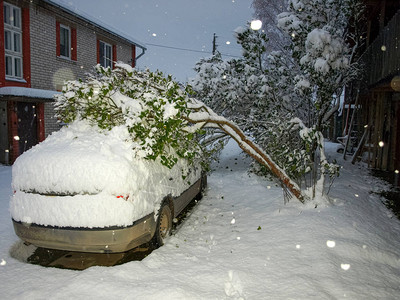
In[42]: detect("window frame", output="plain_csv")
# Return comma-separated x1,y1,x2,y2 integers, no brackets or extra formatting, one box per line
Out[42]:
59,23,71,59
99,40,113,68
4,2,23,79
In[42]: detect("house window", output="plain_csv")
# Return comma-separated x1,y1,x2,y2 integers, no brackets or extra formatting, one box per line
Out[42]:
99,41,112,68
56,22,76,60
59,24,70,58
4,2,22,79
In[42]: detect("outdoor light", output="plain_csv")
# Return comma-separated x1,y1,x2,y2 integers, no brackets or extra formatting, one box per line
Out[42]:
379,141,384,147
381,45,387,51
13,136,20,141
250,19,262,31
390,76,400,91
395,170,399,174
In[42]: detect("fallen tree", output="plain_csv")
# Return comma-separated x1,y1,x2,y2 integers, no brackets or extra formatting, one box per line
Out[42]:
55,63,306,202
185,99,305,202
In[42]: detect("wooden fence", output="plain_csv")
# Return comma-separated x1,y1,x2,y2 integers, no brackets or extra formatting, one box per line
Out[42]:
363,10,400,86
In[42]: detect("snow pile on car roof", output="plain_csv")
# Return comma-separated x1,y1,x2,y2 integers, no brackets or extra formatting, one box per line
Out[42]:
13,121,136,195
10,121,201,228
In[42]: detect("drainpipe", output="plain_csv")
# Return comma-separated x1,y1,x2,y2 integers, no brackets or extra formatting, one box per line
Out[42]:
135,46,146,67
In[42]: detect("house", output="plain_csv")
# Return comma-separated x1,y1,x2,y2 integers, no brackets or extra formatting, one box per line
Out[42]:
345,0,400,185
0,0,146,164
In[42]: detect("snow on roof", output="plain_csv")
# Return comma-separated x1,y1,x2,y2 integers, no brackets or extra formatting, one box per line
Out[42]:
0,87,60,99
43,0,147,51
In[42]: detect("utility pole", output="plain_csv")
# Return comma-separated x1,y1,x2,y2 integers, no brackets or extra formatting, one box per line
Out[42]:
212,33,217,55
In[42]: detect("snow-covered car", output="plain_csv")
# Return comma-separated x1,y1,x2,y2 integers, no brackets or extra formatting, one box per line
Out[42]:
10,121,206,253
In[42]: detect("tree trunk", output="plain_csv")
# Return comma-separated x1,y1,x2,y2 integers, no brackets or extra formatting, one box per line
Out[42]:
186,102,306,202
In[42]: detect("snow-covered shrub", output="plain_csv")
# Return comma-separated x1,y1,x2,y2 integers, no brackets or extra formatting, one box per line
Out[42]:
55,63,205,169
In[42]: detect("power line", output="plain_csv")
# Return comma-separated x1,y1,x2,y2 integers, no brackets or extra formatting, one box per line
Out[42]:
145,42,241,58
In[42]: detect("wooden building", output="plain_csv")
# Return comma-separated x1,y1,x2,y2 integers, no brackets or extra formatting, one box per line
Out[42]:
350,0,400,184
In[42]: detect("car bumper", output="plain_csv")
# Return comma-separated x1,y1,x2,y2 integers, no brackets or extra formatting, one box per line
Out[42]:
12,214,156,253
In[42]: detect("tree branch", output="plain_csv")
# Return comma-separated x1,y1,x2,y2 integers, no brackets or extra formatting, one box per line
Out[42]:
185,102,306,202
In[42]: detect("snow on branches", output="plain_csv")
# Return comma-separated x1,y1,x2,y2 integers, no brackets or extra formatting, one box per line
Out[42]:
191,0,363,200
277,0,362,126
55,63,203,169
55,63,305,201
190,25,317,193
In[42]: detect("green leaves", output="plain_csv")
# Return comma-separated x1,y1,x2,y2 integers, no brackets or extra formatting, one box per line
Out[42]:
54,64,206,170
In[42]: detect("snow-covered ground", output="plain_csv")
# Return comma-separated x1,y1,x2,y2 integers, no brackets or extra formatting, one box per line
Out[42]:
1,140,399,299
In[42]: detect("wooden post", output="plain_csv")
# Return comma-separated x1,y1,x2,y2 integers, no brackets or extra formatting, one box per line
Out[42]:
343,90,359,160
352,125,369,164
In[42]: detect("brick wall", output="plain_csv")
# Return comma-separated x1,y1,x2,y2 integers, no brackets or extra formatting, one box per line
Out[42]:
29,2,135,92
117,42,134,66
0,1,141,163
44,101,60,137
27,1,136,137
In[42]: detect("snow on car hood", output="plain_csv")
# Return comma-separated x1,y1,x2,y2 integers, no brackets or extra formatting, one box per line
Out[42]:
11,121,201,227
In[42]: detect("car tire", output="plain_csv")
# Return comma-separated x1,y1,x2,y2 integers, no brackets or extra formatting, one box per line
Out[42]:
153,201,173,247
196,173,207,200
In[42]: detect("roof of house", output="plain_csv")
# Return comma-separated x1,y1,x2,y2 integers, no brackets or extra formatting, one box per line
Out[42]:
43,0,147,51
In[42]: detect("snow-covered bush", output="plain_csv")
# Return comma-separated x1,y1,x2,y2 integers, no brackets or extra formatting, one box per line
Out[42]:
55,63,205,169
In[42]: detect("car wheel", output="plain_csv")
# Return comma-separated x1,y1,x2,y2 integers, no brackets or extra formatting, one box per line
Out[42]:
153,201,173,247
196,173,207,200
